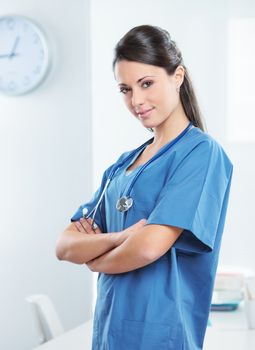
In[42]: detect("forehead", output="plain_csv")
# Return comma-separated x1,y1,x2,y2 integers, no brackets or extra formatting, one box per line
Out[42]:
114,60,166,84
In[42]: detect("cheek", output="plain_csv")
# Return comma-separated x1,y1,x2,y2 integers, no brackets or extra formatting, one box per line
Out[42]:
159,85,178,109
152,83,173,105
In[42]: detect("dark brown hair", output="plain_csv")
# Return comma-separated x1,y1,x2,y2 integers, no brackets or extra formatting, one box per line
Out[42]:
113,25,205,131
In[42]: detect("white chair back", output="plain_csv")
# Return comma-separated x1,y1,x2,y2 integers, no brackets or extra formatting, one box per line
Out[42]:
26,294,64,344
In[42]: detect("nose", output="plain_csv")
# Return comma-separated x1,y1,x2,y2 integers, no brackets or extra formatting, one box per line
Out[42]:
131,88,145,109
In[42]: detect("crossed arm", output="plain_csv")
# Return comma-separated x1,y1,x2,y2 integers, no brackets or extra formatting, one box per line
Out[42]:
56,218,182,274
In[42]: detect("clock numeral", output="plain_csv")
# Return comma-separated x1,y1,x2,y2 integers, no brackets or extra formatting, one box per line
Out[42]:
7,18,15,31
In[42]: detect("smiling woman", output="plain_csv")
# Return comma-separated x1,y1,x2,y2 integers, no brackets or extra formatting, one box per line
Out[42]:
56,24,233,350
115,61,188,147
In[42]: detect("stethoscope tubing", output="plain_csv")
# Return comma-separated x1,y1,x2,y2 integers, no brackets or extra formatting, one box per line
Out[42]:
85,138,153,223
124,122,193,197
85,122,193,225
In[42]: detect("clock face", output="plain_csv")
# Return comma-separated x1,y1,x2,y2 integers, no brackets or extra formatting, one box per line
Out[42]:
0,16,50,96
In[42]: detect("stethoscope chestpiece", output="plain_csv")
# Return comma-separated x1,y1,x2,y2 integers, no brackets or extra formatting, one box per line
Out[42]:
116,196,133,212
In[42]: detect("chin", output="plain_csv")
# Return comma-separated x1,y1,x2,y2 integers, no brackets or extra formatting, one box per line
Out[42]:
140,121,157,129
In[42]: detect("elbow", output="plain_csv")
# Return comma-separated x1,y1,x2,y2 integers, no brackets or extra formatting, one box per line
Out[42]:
141,245,162,264
55,243,78,263
55,237,87,265
55,235,74,262
55,240,68,261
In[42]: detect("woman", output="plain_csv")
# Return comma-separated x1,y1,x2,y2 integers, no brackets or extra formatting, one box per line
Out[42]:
56,25,233,350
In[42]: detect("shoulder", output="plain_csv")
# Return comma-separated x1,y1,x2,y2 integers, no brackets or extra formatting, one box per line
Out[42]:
172,127,233,179
185,127,221,150
185,127,232,164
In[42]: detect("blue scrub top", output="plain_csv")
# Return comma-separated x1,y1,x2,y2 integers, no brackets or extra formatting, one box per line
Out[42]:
71,127,233,350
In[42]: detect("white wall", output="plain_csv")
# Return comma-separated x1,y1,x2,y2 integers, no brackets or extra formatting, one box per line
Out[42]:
220,0,255,270
221,142,255,270
0,1,93,349
1,1,254,349
91,0,255,274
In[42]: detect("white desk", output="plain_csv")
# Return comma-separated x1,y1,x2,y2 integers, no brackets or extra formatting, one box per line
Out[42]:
32,322,92,350
33,305,255,350
204,303,255,349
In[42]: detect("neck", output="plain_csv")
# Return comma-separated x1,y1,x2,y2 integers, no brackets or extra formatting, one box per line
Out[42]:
152,110,190,147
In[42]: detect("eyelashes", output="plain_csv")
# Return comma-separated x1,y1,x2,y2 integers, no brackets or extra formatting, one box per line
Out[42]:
119,81,154,94
142,81,153,88
119,87,131,94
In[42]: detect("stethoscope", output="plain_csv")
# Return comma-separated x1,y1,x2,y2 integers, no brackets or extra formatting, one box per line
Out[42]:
83,122,193,229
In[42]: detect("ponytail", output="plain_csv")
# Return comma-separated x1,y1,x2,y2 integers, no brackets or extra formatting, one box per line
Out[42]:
180,68,206,131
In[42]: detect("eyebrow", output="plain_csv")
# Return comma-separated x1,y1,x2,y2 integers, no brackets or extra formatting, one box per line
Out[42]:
118,75,156,86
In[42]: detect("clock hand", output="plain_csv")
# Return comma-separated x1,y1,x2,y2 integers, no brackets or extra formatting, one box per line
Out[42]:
0,53,20,59
9,36,20,59
0,54,11,58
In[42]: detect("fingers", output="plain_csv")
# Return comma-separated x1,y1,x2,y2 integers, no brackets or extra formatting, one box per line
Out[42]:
65,219,101,234
78,218,101,234
77,218,93,234
74,220,87,233
86,218,102,234
65,222,79,231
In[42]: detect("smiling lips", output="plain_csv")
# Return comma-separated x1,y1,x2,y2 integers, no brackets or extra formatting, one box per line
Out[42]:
136,107,155,118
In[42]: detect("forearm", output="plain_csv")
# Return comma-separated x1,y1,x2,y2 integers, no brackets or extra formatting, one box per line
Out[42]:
87,244,150,274
87,224,182,274
56,230,124,264
87,229,153,274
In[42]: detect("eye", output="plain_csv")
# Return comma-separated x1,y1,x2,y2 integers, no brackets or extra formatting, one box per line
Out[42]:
142,81,153,88
119,86,131,94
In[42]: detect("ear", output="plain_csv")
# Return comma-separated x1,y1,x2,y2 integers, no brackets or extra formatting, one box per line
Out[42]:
174,65,185,88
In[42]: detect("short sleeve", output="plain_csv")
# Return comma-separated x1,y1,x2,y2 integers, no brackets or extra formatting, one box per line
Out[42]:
146,140,233,254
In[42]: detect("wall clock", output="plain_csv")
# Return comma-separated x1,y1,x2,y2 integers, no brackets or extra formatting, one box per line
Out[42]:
0,15,50,96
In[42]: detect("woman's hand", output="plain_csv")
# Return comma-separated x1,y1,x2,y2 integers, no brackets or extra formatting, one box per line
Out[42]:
56,218,147,266
86,220,183,274
86,219,147,271
56,219,115,264
74,218,101,235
